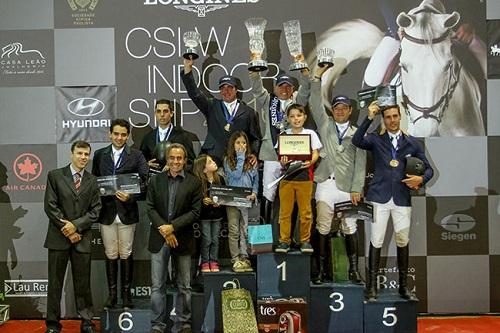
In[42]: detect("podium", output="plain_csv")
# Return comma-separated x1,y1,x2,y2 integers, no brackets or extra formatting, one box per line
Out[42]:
363,290,418,333
100,299,151,333
310,282,365,333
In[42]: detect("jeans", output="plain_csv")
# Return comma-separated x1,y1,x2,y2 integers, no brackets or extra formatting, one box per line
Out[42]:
226,206,249,262
200,218,222,263
151,244,192,332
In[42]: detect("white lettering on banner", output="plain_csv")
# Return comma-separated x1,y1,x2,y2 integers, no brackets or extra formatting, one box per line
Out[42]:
440,232,477,241
61,119,111,128
143,0,259,5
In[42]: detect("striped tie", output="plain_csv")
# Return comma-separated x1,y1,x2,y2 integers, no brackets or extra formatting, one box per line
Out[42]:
74,172,81,192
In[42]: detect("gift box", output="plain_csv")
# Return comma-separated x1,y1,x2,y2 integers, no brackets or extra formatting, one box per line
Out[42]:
248,224,273,254
257,297,307,333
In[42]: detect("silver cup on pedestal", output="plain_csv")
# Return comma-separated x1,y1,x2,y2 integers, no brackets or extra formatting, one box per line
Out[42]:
283,20,308,71
245,18,268,72
317,47,335,68
182,31,201,60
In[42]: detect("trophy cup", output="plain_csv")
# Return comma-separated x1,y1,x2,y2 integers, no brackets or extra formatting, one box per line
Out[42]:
283,20,308,71
183,31,201,60
245,17,268,72
317,47,335,68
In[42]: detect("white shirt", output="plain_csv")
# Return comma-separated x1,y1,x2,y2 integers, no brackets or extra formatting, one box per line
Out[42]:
223,100,238,116
112,147,124,166
335,122,349,139
279,98,292,113
388,130,402,149
158,124,173,141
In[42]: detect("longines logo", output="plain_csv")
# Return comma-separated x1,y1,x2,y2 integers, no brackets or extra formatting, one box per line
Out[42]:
13,153,43,182
491,44,500,56
4,280,48,298
67,0,99,26
143,0,259,17
0,42,46,75
62,97,111,129
439,214,477,242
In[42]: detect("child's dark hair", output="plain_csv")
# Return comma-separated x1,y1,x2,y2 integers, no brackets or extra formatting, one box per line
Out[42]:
286,103,307,116
193,154,221,196
224,131,253,171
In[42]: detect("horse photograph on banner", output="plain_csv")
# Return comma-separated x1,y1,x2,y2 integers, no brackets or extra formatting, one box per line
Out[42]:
308,0,486,137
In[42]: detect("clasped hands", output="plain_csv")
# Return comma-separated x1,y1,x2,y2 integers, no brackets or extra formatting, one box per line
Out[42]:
158,224,178,248
60,219,81,244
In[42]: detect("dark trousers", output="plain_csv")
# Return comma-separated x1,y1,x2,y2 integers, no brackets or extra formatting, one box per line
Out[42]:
46,247,94,330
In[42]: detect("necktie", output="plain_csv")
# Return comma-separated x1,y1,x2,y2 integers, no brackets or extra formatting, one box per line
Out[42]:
74,172,81,192
391,135,399,149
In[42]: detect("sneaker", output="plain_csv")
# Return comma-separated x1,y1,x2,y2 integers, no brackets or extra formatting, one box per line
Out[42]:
300,242,314,253
275,242,290,253
200,262,210,273
232,260,246,273
209,262,220,272
240,258,254,272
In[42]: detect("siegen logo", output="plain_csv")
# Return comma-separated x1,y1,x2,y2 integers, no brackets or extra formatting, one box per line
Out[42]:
13,153,43,182
440,214,477,242
143,0,259,18
67,97,105,116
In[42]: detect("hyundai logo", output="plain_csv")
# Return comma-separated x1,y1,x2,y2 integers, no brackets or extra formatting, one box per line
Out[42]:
67,98,105,117
440,214,475,233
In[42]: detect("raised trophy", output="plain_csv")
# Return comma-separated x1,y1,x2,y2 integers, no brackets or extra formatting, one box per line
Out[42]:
283,20,308,71
317,47,335,68
245,17,268,72
183,31,201,60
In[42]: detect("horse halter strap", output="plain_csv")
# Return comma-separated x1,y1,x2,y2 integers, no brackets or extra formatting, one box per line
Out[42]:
400,28,461,124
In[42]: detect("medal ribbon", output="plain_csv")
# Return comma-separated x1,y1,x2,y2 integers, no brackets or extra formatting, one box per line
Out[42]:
390,135,399,162
112,150,124,175
269,94,285,146
222,101,240,125
156,124,173,144
335,123,349,145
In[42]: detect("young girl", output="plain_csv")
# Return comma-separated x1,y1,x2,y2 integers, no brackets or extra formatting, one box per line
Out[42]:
276,103,322,253
193,154,225,273
223,131,259,273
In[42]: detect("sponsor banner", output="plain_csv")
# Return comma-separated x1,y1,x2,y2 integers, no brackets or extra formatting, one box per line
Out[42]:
54,0,109,28
426,196,489,255
55,86,117,143
0,145,57,203
487,20,500,79
0,30,54,86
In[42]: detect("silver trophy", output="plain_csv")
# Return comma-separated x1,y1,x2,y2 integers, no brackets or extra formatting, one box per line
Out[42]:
317,47,335,68
245,18,268,72
183,31,201,60
283,20,308,71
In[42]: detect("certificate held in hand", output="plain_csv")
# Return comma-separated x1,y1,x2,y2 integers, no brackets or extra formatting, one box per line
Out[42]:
278,133,311,161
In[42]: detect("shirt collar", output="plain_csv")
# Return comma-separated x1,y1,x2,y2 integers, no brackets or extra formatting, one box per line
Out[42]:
223,100,238,113
158,123,172,134
70,164,83,177
388,130,402,140
168,170,185,179
112,146,124,156
335,121,349,131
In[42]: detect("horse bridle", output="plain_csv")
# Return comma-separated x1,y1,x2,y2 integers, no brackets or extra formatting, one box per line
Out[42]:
399,29,461,124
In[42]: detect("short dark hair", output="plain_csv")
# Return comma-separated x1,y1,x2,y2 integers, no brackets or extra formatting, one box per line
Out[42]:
110,119,131,134
381,105,401,117
286,103,306,116
155,99,173,111
71,140,91,153
166,143,187,159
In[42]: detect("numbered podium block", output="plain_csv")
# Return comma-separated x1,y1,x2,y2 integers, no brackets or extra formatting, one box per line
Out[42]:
202,270,257,332
257,252,311,300
363,290,417,333
100,299,151,333
310,283,364,333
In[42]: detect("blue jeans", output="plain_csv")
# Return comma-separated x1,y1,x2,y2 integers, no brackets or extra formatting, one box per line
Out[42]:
200,218,222,264
151,243,191,332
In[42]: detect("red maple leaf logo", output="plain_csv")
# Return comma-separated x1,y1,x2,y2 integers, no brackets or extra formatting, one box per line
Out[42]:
13,153,43,182
18,157,38,180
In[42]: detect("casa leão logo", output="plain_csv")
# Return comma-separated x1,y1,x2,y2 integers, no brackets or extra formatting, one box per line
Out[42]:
143,0,259,17
67,0,99,26
0,42,47,76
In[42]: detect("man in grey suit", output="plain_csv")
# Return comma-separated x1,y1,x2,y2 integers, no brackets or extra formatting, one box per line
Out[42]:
310,66,366,284
44,140,101,333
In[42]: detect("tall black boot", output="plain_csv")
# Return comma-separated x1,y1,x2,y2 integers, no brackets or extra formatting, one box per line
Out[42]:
312,233,327,285
345,232,363,284
366,244,381,302
397,245,417,301
121,256,134,309
103,258,118,309
260,198,273,224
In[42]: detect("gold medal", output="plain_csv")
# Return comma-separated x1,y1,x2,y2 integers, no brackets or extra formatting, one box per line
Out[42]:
224,123,231,132
389,159,399,168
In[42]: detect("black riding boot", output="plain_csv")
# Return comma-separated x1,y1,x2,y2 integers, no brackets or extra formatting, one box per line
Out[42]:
366,244,381,301
345,232,363,284
397,245,417,301
121,256,134,309
312,233,328,284
103,258,118,309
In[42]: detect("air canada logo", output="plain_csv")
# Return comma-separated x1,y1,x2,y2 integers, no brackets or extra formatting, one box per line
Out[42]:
0,42,46,75
440,214,477,242
67,97,105,116
143,0,260,18
67,0,99,26
491,44,500,56
13,153,43,182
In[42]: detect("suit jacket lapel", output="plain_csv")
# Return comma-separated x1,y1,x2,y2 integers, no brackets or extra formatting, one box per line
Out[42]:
232,100,246,121
78,169,92,195
62,165,79,196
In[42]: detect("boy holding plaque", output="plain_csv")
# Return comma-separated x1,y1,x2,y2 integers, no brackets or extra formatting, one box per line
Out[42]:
275,104,322,253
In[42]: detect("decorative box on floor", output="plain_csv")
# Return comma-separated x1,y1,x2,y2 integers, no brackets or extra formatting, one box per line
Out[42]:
100,299,151,333
202,270,257,332
310,282,364,333
363,290,418,333
248,224,273,254
257,252,311,301
257,297,308,333
0,305,9,325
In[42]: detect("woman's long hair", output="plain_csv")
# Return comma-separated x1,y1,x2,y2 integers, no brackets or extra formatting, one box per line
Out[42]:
193,154,221,196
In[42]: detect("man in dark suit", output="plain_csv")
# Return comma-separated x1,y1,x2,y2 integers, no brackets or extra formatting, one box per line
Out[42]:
352,101,434,302
92,119,149,309
181,57,261,165
147,143,201,333
140,99,196,171
44,140,101,333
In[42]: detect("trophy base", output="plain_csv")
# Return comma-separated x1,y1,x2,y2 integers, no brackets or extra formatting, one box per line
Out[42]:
248,59,268,72
318,61,334,68
183,49,199,60
289,61,308,71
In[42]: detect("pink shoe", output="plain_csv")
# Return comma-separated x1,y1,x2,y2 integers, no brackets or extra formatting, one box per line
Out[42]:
210,262,220,272
201,262,210,273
